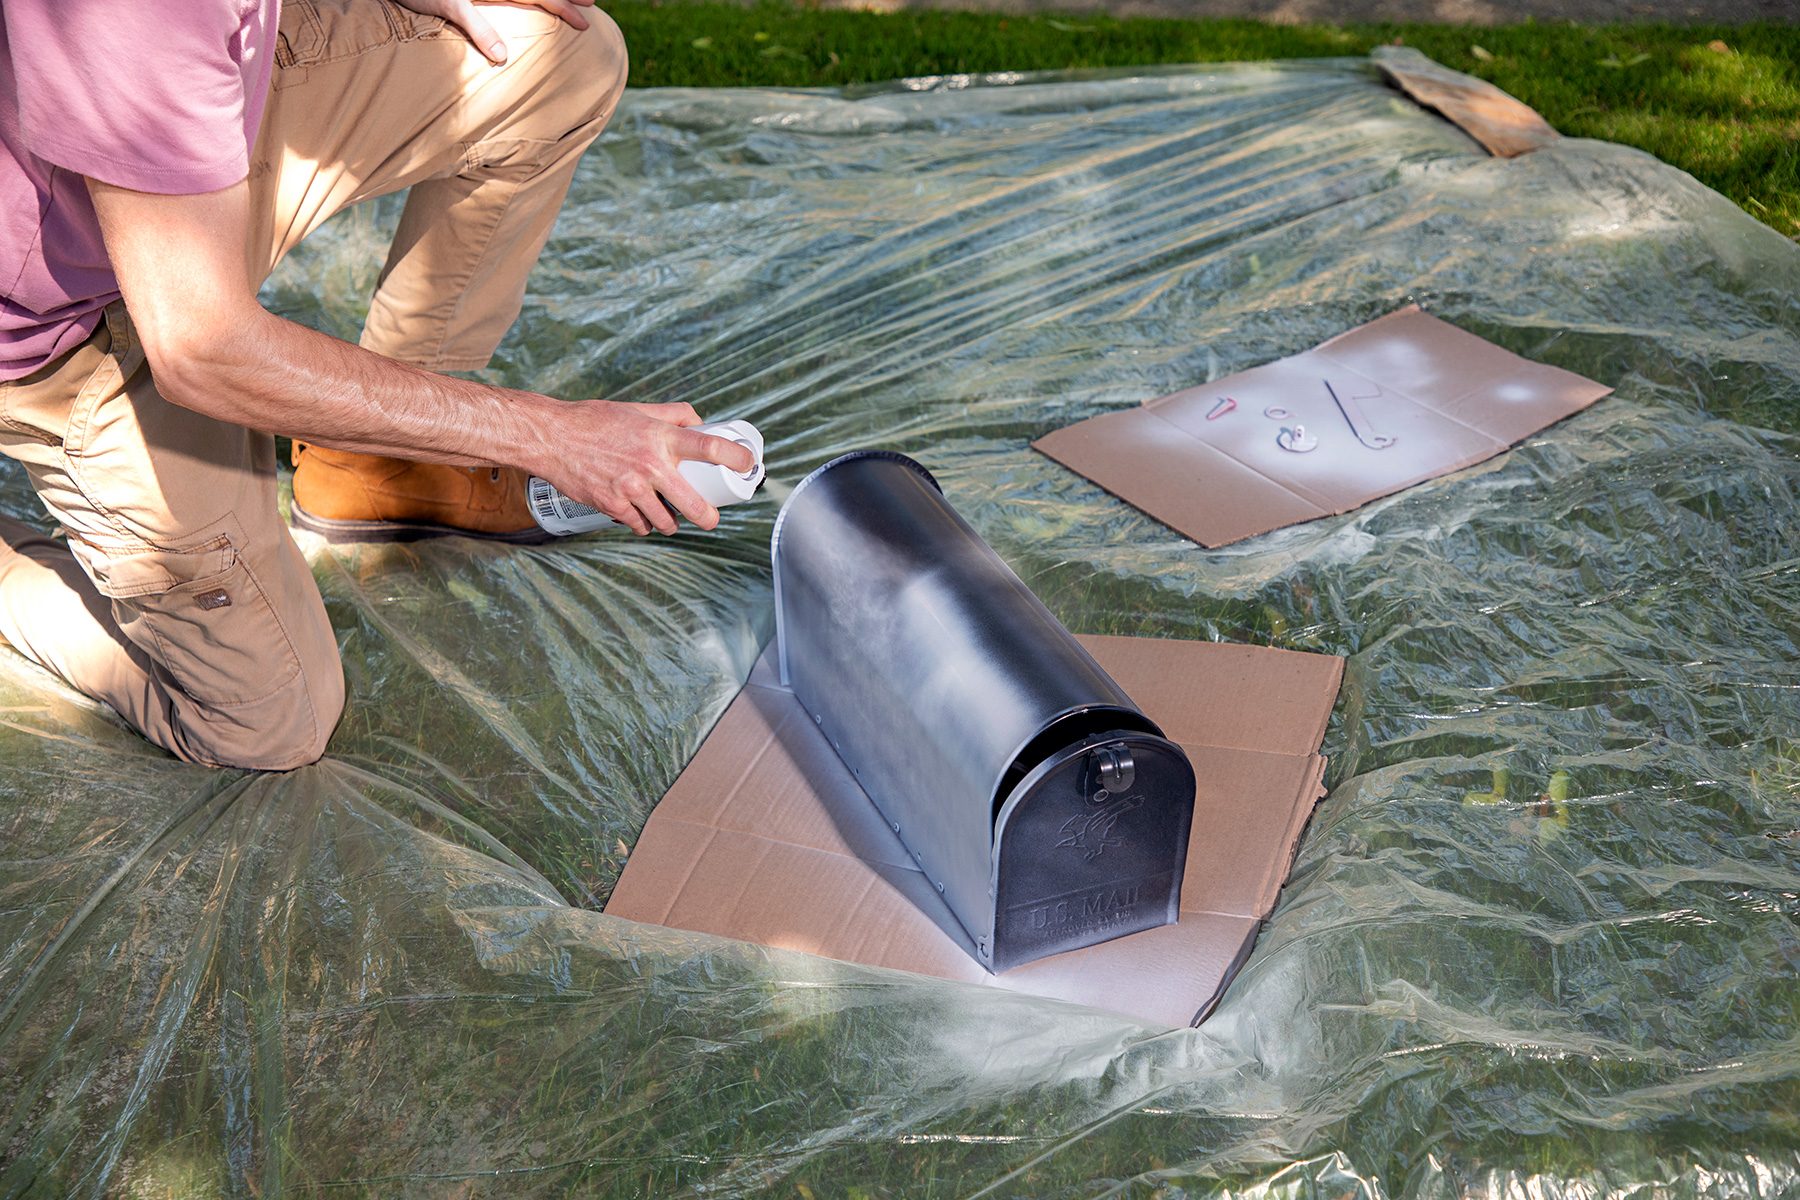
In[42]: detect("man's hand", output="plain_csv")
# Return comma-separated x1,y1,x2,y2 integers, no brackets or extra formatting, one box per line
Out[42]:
393,0,597,65
86,176,752,537
534,401,756,535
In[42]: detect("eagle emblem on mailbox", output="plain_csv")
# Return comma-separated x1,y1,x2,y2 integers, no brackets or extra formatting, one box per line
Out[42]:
1057,793,1141,861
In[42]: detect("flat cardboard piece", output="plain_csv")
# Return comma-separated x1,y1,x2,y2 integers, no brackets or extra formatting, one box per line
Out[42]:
1033,306,1611,548
608,635,1344,1027
1374,46,1560,159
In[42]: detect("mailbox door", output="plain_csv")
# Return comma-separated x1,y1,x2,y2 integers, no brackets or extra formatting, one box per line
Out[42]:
988,731,1196,972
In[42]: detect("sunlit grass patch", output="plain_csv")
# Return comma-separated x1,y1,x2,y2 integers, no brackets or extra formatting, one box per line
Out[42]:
608,2,1800,238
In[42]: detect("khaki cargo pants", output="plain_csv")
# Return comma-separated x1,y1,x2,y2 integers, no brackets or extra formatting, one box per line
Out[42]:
0,0,626,769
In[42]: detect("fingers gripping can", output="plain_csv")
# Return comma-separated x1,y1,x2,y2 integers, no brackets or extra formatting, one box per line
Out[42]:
526,419,766,536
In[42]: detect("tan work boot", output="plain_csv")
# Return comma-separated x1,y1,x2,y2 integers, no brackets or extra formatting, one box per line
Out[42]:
289,443,552,544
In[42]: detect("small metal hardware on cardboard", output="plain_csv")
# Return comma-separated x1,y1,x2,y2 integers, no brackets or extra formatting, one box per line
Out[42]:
1276,424,1319,453
1324,377,1398,449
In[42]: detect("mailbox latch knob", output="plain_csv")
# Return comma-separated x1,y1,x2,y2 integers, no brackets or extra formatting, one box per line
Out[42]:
1094,744,1136,795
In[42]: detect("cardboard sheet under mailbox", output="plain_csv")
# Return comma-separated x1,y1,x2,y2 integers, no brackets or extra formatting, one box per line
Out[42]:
1034,306,1613,548
608,635,1343,1027
770,451,1197,972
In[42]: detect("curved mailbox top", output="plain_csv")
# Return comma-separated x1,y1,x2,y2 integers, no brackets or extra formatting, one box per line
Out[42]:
772,452,1195,970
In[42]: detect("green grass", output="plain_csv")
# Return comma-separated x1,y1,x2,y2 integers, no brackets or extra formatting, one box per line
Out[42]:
609,2,1800,238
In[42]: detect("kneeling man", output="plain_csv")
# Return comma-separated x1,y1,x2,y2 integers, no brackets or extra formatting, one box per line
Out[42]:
0,0,751,769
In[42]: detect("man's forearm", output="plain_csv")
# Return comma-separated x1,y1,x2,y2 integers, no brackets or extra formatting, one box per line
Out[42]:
89,176,753,534
158,306,563,476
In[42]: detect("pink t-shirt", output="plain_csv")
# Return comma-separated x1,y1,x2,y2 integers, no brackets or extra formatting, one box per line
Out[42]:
0,0,279,381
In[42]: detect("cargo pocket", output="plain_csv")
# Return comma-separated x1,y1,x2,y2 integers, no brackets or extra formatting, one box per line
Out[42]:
275,0,455,85
274,0,326,75
74,535,305,709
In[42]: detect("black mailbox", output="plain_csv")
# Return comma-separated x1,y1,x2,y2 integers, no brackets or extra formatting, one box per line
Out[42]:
771,451,1196,972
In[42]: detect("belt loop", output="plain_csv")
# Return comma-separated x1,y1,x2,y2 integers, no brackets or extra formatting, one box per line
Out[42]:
101,301,134,361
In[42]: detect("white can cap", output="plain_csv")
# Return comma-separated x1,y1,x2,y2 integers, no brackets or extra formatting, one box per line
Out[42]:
679,419,765,507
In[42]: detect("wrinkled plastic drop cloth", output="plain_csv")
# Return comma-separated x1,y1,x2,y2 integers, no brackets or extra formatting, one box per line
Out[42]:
4,58,1799,1198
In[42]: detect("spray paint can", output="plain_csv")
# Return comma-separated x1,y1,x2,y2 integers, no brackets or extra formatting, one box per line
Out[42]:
526,419,765,536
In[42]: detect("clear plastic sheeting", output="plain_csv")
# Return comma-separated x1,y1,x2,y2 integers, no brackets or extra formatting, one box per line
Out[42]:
3,57,1798,1198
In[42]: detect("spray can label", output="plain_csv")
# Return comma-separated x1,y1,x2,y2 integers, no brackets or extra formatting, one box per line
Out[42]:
527,477,614,536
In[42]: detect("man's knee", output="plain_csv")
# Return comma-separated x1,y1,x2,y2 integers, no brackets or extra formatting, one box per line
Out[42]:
70,530,347,772
166,653,346,771
545,7,628,130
